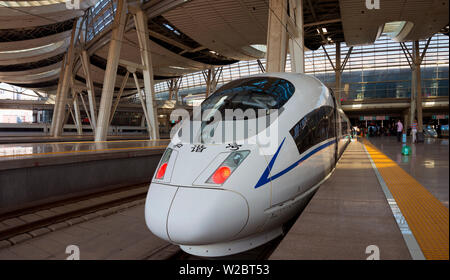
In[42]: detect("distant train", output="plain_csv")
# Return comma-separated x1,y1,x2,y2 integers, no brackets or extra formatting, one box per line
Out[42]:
145,73,351,257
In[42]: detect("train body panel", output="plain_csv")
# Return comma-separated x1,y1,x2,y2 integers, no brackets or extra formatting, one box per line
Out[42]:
145,73,351,257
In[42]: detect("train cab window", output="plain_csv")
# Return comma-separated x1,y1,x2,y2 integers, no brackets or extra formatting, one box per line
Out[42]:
201,77,295,117
199,77,295,142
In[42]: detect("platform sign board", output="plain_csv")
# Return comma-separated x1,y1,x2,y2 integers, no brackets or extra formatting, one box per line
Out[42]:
360,116,389,121
376,116,389,120
432,115,449,120
360,116,376,120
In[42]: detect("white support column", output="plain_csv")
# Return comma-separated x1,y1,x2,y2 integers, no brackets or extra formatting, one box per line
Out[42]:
266,0,288,72
410,63,417,129
174,77,182,104
168,79,174,100
401,39,430,132
110,71,130,124
68,106,76,131
72,90,83,135
95,0,127,141
204,67,213,98
79,93,94,132
288,0,304,73
50,54,66,135
168,77,182,102
80,50,97,132
140,114,146,127
175,85,180,104
132,71,152,136
211,67,222,93
52,20,78,137
413,41,423,131
202,67,222,97
323,43,353,105
134,8,159,139
335,42,342,104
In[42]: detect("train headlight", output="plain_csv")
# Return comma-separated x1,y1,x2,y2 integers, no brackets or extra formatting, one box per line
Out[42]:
156,162,168,179
155,148,173,180
206,150,250,185
211,166,231,184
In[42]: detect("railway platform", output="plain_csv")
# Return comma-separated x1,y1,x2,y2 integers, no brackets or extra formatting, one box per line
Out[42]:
0,136,447,260
270,137,449,260
0,135,151,145
0,139,169,214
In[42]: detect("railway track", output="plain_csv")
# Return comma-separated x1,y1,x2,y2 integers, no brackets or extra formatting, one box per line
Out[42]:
0,183,149,246
1,184,312,260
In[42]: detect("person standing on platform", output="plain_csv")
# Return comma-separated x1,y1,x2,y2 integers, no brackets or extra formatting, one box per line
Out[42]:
396,119,403,142
411,119,418,143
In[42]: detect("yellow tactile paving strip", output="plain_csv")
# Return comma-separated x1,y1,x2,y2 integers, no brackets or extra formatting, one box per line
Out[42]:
363,139,449,260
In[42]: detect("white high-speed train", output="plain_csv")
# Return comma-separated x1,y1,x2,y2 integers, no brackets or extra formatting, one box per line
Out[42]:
145,73,351,257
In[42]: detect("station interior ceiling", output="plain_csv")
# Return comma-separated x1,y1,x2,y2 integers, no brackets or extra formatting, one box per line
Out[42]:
0,0,448,131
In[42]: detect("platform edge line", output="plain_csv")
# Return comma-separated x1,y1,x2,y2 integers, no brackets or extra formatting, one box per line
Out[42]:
361,141,426,260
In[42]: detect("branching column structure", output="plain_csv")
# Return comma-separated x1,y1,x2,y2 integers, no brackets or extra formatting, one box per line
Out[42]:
287,0,305,73
322,42,353,105
168,77,183,102
202,67,223,98
80,49,98,133
94,0,160,141
400,38,431,131
266,0,305,73
266,0,286,72
109,72,130,124
71,89,83,135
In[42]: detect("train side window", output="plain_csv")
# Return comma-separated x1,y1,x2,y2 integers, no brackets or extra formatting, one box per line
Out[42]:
289,106,335,155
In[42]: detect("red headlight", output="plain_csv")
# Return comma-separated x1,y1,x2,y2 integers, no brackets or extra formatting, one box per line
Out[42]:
211,166,231,184
206,150,250,185
156,162,168,179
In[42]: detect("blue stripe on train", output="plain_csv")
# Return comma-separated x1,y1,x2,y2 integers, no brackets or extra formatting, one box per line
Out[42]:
254,138,336,189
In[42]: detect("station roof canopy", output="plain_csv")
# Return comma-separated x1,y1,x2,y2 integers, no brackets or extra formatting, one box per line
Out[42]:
0,0,448,93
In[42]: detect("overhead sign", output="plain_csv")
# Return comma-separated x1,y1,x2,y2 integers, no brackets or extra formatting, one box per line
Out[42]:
432,115,449,120
359,116,389,121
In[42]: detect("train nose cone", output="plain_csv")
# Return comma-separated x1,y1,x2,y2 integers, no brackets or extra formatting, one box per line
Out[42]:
167,187,249,245
144,183,177,241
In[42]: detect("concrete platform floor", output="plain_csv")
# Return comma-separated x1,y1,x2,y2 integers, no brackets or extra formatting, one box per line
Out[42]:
270,140,413,260
368,136,449,208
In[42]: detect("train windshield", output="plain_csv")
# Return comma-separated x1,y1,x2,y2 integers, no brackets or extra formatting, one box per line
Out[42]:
199,77,295,143
201,77,295,118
